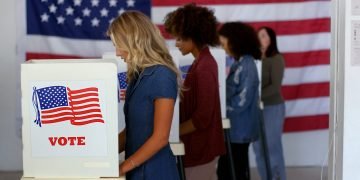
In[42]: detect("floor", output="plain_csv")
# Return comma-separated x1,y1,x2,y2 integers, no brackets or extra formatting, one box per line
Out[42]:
1,167,328,180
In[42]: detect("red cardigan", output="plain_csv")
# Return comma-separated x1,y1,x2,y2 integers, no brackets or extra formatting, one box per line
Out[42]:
180,47,226,167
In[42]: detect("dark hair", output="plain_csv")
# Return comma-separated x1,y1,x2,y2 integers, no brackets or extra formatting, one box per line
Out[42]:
218,22,261,60
164,3,219,47
259,27,280,57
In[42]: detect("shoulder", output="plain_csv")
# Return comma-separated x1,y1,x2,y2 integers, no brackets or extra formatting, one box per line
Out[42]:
268,53,284,61
149,65,176,77
197,53,218,72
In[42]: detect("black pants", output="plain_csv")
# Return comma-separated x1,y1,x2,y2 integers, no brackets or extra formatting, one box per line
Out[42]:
217,142,250,180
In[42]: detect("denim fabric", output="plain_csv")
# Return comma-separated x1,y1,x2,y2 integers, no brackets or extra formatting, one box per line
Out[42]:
226,55,260,143
124,65,180,180
253,103,286,180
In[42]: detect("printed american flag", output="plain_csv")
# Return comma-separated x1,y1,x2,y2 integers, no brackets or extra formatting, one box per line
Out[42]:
118,72,127,101
33,86,105,127
23,0,330,132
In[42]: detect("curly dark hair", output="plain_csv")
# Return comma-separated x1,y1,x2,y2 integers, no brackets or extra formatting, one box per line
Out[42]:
218,22,261,60
164,3,219,47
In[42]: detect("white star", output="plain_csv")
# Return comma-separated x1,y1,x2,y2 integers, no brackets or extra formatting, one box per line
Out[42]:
49,4,57,13
40,13,49,22
118,8,125,15
100,8,109,17
91,0,100,7
57,16,65,24
41,0,48,2
74,0,82,6
66,6,74,15
74,17,82,26
109,0,117,7
127,0,135,7
82,8,91,17
57,0,64,4
91,18,100,27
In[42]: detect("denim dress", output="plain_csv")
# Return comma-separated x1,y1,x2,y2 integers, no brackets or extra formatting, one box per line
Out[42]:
124,65,180,180
226,55,260,143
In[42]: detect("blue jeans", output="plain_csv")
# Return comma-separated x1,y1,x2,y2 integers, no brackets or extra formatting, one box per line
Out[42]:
253,103,286,180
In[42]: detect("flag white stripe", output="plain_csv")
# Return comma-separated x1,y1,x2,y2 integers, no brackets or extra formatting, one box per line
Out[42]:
27,33,329,57
283,65,330,86
166,33,331,53
285,97,329,118
26,35,113,57
151,1,331,24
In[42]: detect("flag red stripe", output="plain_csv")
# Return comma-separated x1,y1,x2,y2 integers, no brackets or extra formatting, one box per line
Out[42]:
73,114,103,119
284,114,329,132
42,117,73,124
68,88,98,94
158,18,330,39
69,98,100,105
283,50,330,67
71,119,105,125
249,18,330,35
73,109,102,115
41,112,74,119
152,0,323,6
26,53,84,61
69,93,100,99
41,106,72,114
282,82,329,100
42,117,104,125
71,103,100,110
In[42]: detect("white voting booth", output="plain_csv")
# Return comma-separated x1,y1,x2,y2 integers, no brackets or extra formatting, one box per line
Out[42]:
21,59,123,179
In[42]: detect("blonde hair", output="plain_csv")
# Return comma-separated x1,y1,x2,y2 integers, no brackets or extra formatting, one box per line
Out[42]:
107,11,181,90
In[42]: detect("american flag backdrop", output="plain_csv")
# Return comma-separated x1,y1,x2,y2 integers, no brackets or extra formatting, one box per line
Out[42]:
23,0,330,132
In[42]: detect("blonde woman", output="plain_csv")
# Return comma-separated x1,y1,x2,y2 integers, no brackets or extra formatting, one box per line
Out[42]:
107,11,181,180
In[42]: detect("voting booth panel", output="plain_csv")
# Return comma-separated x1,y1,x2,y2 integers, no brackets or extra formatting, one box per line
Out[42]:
21,60,119,178
102,53,180,143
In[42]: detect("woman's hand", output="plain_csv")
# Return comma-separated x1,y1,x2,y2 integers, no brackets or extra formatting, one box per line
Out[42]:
119,159,137,176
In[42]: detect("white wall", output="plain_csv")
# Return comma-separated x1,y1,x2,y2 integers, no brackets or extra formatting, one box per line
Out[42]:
335,0,360,179
0,0,23,170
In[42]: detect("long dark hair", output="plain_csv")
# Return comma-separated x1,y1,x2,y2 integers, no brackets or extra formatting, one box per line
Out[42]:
259,27,280,57
218,22,261,60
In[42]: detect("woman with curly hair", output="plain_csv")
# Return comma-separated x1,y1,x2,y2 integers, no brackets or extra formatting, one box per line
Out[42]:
164,3,226,180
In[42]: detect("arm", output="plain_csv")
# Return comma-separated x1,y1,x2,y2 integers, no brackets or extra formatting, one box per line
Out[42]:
119,98,175,175
181,70,218,134
262,56,285,98
118,129,126,153
180,119,196,136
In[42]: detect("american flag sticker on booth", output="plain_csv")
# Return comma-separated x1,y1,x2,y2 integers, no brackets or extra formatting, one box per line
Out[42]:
32,86,105,127
118,72,127,101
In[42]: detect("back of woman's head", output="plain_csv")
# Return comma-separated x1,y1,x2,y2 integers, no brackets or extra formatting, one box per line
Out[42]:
259,27,280,57
107,11,180,82
164,3,219,47
218,22,261,60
